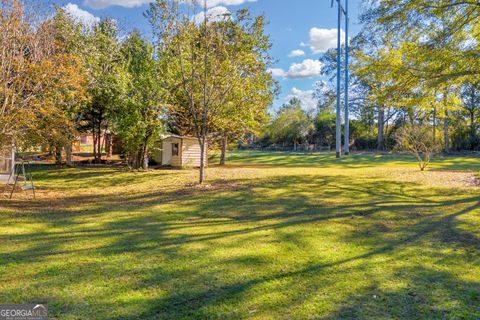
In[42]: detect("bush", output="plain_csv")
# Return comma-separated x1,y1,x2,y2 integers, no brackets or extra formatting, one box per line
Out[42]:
396,125,441,171
452,126,480,151
354,137,378,150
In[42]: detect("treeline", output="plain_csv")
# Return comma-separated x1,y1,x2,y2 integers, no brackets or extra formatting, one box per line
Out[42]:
258,0,479,154
257,84,479,153
0,0,275,183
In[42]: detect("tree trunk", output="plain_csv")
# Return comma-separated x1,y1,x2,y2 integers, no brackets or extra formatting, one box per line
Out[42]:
199,138,206,184
443,88,449,153
130,151,138,169
132,150,140,169
444,110,449,153
377,107,385,151
220,135,227,166
385,108,390,134
106,134,113,158
470,110,476,138
432,107,437,145
97,121,102,163
55,145,62,165
92,120,97,162
470,87,476,138
142,144,149,170
66,143,73,167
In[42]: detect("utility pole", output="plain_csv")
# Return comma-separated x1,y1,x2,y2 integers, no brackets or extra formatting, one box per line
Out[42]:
344,0,350,155
334,0,342,158
331,0,348,158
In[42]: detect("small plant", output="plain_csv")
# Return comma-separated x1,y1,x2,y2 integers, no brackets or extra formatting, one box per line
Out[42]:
396,125,441,171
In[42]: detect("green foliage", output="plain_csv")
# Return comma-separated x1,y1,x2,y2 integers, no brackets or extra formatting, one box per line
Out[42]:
452,125,480,151
116,32,165,169
361,0,480,84
84,20,130,162
348,0,480,153
147,1,275,181
0,1,88,162
267,99,314,147
313,111,336,147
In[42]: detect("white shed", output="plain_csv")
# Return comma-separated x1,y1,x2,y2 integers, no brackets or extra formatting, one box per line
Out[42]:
153,135,207,168
0,146,15,184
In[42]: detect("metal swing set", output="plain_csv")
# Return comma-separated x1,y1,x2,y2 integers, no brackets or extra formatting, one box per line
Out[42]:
2,160,36,200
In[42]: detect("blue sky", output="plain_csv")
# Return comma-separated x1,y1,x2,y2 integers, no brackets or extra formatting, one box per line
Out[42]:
53,0,364,112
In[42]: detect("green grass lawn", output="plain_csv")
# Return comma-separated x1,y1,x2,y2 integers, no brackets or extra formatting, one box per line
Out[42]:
1,151,479,319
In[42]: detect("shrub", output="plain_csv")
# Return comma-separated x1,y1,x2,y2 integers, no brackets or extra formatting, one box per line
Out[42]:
396,125,441,171
354,137,378,150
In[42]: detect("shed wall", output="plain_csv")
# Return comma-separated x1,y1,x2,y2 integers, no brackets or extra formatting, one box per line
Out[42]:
0,147,14,174
153,136,206,168
162,140,172,165
181,138,207,167
152,141,163,164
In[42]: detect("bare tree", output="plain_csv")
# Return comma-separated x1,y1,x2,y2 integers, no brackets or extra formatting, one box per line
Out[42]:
396,124,441,171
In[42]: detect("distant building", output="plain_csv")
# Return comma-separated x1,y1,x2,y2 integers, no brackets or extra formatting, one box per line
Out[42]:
153,135,207,167
79,135,94,144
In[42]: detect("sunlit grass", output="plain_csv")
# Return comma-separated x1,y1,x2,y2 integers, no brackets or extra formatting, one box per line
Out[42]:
0,151,479,319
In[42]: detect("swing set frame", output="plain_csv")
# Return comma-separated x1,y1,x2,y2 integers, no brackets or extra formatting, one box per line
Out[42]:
2,160,36,199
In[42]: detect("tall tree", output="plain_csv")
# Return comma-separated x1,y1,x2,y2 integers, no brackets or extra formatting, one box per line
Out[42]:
0,0,53,149
319,39,376,150
213,10,275,166
85,20,129,163
117,31,165,169
359,0,479,91
268,98,314,150
147,0,274,183
0,0,86,160
461,81,480,140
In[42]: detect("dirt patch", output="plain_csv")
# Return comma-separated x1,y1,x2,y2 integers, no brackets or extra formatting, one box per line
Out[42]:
374,168,480,189
462,174,480,187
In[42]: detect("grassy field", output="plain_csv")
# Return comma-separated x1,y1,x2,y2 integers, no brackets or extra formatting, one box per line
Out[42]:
0,151,479,319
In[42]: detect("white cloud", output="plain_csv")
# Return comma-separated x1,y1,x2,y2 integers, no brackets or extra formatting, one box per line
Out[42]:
268,68,286,77
193,6,231,24
288,49,305,58
84,0,152,9
286,87,317,113
269,59,322,79
286,59,323,79
84,0,256,9
308,27,345,54
206,0,257,7
64,3,100,27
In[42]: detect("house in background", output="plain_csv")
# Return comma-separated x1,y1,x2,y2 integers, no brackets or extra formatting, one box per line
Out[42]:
79,135,94,144
153,135,207,168
0,146,15,184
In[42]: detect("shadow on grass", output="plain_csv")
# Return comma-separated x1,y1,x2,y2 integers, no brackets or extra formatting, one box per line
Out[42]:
30,166,193,188
223,151,480,171
0,171,479,319
324,266,480,319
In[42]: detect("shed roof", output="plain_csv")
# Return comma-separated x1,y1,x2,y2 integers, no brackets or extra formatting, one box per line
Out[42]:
159,134,198,141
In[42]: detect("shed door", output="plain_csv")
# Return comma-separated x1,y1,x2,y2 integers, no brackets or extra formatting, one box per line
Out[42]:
162,141,172,165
